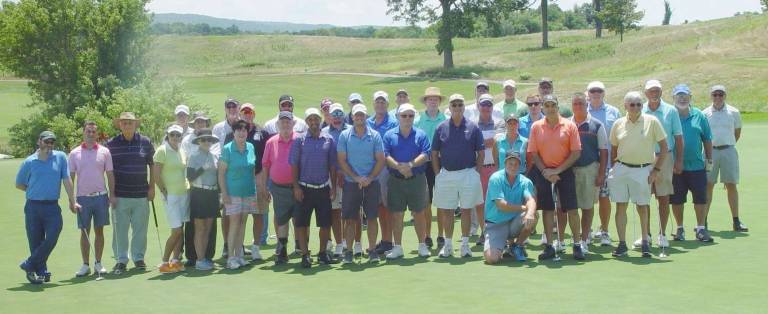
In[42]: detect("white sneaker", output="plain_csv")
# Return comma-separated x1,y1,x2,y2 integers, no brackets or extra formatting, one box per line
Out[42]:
418,243,431,257
540,233,548,245
657,234,669,248
227,258,240,270
580,241,590,254
592,229,601,239
237,257,249,267
460,243,472,258
75,264,91,277
469,226,478,237
632,235,651,249
326,240,334,252
334,243,345,257
353,242,363,256
553,239,566,253
94,262,107,275
438,243,453,258
386,245,404,260
251,245,262,261
600,231,612,246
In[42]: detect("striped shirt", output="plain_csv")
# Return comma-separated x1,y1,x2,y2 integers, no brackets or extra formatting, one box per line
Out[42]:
107,133,154,198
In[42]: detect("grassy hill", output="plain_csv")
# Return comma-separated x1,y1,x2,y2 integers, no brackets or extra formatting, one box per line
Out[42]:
152,13,335,33
148,13,768,111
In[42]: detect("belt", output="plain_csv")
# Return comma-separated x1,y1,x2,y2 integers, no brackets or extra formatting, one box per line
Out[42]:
713,145,733,150
299,182,329,189
618,161,651,168
191,184,218,191
391,173,420,180
483,164,496,168
442,167,474,172
85,191,108,197
28,200,58,204
272,182,293,189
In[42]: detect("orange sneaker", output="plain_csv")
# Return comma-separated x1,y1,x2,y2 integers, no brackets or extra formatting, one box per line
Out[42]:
171,260,185,272
158,262,176,274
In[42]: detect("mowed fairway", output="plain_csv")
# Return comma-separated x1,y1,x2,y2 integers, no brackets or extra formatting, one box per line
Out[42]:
0,122,765,313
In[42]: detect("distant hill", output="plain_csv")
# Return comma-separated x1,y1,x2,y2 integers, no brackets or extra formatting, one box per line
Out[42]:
152,13,335,33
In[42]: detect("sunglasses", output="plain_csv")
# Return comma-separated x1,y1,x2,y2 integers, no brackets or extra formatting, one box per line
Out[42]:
527,102,541,106
450,103,464,108
43,139,56,144
479,102,493,107
399,114,415,119
588,89,604,94
198,138,213,143
225,103,238,109
628,103,643,108
331,111,345,118
712,93,725,97
241,109,254,115
168,133,182,138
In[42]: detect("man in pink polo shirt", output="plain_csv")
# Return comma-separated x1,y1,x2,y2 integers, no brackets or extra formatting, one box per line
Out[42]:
527,95,584,261
69,121,116,277
261,111,300,265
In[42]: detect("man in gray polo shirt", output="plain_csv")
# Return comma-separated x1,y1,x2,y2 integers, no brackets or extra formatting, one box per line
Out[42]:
702,85,747,232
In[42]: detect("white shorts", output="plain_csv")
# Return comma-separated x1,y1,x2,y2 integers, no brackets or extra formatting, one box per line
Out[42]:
434,168,483,210
164,193,190,229
607,163,652,206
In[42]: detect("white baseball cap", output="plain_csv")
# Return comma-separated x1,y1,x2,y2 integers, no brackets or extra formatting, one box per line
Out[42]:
305,108,322,120
503,80,517,89
374,91,389,103
329,103,344,114
166,124,184,135
397,103,417,115
174,104,190,116
587,81,606,91
351,104,367,115
645,79,663,91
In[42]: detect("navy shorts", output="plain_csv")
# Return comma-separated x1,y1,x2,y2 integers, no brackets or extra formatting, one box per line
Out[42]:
527,167,578,212
341,180,380,220
295,186,332,228
76,194,110,229
671,170,707,205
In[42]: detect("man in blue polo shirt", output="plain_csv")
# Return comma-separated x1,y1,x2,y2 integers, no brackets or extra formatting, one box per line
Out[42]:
16,131,80,284
337,104,386,264
483,153,537,264
641,79,684,249
432,94,485,258
669,84,714,243
368,91,399,256
107,112,155,273
322,103,352,257
383,103,432,259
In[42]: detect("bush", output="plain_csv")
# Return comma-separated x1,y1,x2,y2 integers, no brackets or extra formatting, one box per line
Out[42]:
519,72,532,81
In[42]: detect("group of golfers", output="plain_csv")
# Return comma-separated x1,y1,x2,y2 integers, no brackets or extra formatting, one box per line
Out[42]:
16,78,747,284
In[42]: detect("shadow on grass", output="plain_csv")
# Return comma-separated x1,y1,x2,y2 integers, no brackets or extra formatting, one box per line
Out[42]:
334,260,384,272
379,255,431,267
710,230,749,240
6,282,68,292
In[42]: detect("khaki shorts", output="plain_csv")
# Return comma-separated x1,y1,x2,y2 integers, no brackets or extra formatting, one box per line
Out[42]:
708,146,739,184
652,155,674,197
254,189,269,215
573,163,599,210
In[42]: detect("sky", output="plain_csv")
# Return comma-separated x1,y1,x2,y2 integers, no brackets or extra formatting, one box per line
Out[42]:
146,0,764,27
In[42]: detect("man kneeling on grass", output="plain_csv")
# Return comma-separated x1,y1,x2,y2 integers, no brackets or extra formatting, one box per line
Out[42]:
483,153,537,264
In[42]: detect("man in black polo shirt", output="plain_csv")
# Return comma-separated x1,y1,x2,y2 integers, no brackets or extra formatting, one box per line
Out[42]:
107,112,155,273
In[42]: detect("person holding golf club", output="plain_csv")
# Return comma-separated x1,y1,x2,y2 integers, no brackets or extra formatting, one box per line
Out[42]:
669,84,714,243
527,94,584,261
414,87,446,250
16,131,80,284
262,111,301,266
569,93,609,254
608,91,668,258
107,112,155,273
321,103,352,257
382,103,432,259
290,108,340,267
431,94,485,258
483,152,537,264
154,125,190,274
703,85,748,232
69,121,115,278
186,128,220,271
219,119,257,269
337,103,386,264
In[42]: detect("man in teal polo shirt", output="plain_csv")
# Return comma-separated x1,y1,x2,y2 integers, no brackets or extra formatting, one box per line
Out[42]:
16,131,80,284
482,153,537,264
669,84,714,242
641,79,684,249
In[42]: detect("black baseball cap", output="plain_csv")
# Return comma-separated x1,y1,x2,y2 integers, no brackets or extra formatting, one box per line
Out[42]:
278,95,294,105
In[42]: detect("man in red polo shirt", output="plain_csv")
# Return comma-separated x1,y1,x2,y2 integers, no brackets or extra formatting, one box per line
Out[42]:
527,95,584,261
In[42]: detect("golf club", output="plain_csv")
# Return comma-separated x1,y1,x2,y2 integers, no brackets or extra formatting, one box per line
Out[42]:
358,183,365,265
111,207,123,275
77,211,104,281
551,183,561,262
150,200,164,268
658,209,668,258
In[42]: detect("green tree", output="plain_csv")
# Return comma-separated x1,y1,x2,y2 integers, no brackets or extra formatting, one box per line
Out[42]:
761,0,767,12
594,0,603,37
386,0,531,69
662,0,672,25
597,0,644,42
541,0,549,48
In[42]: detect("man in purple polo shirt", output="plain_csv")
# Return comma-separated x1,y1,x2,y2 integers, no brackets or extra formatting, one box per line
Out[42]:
290,108,340,267
70,121,115,277
107,112,155,273
432,94,485,258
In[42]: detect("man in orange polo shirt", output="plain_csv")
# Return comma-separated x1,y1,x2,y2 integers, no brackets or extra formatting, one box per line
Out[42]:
527,95,584,261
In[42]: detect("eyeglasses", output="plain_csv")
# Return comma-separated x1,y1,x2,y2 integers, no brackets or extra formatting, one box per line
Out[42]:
331,111,345,118
198,138,213,143
526,102,541,106
628,103,643,108
399,114,414,119
43,140,56,144
168,133,182,138
588,89,604,94
712,93,725,97
225,103,238,109
450,103,464,108
241,110,254,115
479,102,493,107
279,103,293,108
